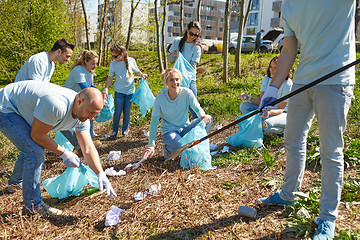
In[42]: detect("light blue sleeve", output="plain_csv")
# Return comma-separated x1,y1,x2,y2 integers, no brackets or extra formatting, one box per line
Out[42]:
168,39,179,62
260,76,271,92
108,61,115,77
130,58,140,74
190,45,201,65
148,115,160,146
282,16,295,37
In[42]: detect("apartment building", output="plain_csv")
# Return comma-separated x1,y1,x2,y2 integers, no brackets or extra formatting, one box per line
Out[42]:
82,13,98,45
230,0,282,37
98,0,149,46
165,0,226,45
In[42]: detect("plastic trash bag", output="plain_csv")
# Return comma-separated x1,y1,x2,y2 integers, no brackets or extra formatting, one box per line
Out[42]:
96,93,115,123
178,120,216,170
226,112,264,148
42,163,99,199
54,131,74,152
174,52,196,89
130,78,155,117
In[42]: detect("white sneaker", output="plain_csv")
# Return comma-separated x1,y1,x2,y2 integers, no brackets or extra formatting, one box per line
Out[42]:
123,129,130,136
37,202,63,216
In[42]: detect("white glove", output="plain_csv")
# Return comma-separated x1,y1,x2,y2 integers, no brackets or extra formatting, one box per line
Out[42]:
98,171,117,198
258,85,279,110
60,149,80,167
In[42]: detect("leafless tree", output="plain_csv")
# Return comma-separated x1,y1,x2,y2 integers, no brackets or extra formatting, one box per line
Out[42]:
235,0,253,77
222,0,231,83
126,0,141,50
98,0,109,66
80,0,91,50
180,0,184,34
196,0,202,22
154,0,164,73
161,0,168,69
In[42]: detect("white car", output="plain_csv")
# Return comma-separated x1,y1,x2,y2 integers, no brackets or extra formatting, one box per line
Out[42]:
229,29,283,54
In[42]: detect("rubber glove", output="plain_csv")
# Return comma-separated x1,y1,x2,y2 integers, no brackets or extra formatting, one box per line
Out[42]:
98,171,117,198
142,145,154,160
259,85,279,110
60,149,80,167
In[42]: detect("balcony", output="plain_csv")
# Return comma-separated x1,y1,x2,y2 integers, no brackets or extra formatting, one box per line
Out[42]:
270,17,281,28
272,1,282,12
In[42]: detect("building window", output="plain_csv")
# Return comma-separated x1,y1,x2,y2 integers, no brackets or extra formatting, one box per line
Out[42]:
217,37,222,40
173,33,180,36
174,12,180,16
206,16,215,21
251,0,260,10
184,13,192,18
173,22,180,27
205,36,212,39
221,18,224,22
220,28,223,32
206,26,212,30
247,28,256,35
220,7,225,13
201,15,206,20
247,13,258,26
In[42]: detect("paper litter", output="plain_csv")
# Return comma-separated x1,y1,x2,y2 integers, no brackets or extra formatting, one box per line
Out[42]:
221,146,229,153
209,143,217,151
214,123,223,130
105,167,126,177
105,206,125,226
107,151,121,161
143,130,149,137
134,192,147,201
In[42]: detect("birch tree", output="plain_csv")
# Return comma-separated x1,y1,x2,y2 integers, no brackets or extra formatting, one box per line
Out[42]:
154,0,164,73
80,0,91,50
196,0,202,22
98,0,109,66
180,0,184,34
222,0,231,83
161,0,168,69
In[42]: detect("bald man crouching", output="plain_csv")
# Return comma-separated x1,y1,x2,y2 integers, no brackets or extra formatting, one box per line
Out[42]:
0,81,116,216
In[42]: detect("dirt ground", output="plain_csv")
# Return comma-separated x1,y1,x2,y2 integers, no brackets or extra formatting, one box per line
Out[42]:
0,120,359,239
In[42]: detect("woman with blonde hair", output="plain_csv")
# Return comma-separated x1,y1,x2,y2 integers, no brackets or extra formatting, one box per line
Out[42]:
142,68,212,160
103,44,147,140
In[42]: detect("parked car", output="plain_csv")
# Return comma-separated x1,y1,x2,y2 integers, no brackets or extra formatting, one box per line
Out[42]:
276,36,301,53
229,29,283,54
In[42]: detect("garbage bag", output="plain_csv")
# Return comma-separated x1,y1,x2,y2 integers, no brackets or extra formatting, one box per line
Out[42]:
178,120,216,170
42,163,99,199
130,78,155,117
96,93,114,123
174,52,196,89
226,112,263,148
54,131,74,152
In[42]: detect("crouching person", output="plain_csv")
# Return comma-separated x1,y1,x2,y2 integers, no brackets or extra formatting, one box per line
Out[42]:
0,81,116,216
142,68,212,160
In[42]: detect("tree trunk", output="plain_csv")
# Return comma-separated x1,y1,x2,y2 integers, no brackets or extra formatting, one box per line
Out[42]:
98,0,109,66
161,0,168,69
222,0,231,83
126,0,141,50
235,0,247,77
154,0,164,73
196,0,202,22
80,0,91,50
180,0,184,34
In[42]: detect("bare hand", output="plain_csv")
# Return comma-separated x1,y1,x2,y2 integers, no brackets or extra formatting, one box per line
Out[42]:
200,115,212,126
173,50,179,58
142,145,154,159
240,93,252,101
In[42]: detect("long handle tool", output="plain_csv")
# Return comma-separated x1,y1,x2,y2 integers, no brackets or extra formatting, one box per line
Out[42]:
166,58,360,161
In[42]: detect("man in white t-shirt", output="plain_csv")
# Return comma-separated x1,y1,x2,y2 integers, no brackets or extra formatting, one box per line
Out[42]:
0,81,116,217
15,38,75,82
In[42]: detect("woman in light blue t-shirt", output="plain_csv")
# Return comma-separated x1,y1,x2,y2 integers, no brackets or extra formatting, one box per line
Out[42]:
168,21,202,119
103,44,147,140
63,50,99,145
240,56,293,134
141,68,212,159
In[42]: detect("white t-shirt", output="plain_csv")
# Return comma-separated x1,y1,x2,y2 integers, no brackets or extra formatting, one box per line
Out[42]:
64,65,94,92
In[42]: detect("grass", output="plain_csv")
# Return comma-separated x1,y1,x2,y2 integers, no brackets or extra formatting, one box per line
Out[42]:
1,51,360,239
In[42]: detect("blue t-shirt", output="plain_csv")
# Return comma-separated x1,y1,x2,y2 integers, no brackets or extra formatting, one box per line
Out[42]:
64,65,94,92
0,81,89,132
169,38,201,65
260,75,293,111
281,0,355,85
108,57,140,95
15,52,55,82
148,87,205,146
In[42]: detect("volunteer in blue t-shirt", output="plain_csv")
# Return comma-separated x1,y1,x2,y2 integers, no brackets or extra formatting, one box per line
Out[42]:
240,56,293,134
141,68,212,160
168,21,202,118
0,81,116,217
257,1,355,239
15,38,75,82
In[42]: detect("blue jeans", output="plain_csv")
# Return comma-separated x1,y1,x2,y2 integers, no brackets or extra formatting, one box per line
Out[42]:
240,101,287,134
279,84,354,222
189,80,198,119
113,91,133,134
0,112,44,210
162,117,213,154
